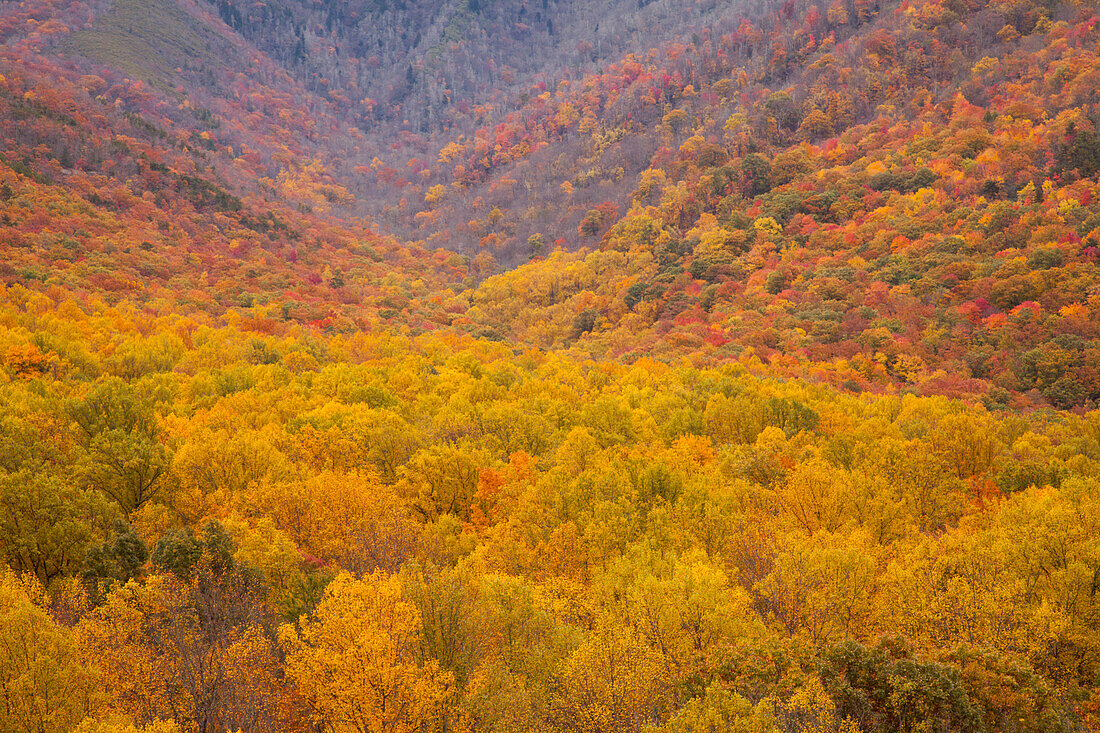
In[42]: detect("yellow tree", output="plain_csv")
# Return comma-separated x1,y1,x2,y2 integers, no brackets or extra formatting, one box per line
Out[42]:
755,531,879,644
0,568,102,733
74,719,181,733
654,682,777,733
280,571,452,733
556,621,669,733
654,678,860,733
250,471,420,575
596,547,761,678
400,444,490,522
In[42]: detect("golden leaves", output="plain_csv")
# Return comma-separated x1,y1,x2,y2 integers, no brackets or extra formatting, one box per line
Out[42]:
281,572,452,733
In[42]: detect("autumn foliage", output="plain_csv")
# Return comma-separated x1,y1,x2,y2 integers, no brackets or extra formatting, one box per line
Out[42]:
1,0,1100,731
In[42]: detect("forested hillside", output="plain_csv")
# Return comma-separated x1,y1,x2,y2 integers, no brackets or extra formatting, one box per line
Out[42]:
4,290,1100,732
2,0,1100,731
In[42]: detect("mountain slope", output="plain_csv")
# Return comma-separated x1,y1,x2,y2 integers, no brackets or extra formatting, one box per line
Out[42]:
2,0,1100,732
433,1,1100,410
4,0,1100,412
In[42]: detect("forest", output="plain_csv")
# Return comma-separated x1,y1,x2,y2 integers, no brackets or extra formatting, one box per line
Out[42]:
1,0,1100,731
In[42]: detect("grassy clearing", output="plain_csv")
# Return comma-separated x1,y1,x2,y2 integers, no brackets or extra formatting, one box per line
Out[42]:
65,0,238,95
